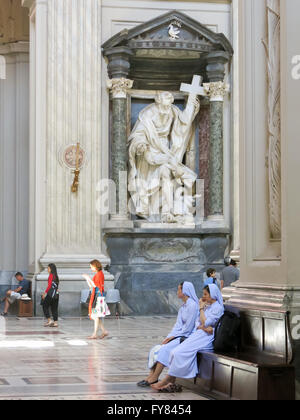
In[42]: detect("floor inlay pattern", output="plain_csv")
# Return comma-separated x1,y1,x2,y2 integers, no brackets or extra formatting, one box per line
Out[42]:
0,316,207,400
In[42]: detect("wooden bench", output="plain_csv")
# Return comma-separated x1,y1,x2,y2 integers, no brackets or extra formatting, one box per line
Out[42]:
18,298,33,318
178,305,295,400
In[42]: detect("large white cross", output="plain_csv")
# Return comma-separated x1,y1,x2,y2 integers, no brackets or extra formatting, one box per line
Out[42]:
180,75,206,97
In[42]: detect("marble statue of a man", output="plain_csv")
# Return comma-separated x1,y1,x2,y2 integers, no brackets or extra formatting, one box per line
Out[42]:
128,91,200,223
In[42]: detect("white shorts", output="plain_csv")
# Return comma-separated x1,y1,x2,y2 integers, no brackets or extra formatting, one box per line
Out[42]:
8,292,21,304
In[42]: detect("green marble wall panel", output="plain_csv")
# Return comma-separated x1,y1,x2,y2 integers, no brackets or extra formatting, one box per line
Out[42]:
111,97,127,213
209,100,224,216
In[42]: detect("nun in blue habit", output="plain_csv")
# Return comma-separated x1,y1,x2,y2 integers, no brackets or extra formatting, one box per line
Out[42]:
152,284,224,391
137,281,199,388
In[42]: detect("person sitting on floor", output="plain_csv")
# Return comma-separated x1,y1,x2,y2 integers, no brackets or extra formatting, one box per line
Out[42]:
1,273,30,317
137,281,199,388
151,284,224,393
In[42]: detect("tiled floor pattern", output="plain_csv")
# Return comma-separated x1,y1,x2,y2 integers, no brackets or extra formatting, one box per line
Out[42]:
0,316,207,400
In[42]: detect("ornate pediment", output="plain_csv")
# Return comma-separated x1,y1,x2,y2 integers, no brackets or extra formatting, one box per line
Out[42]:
102,10,233,56
102,10,233,90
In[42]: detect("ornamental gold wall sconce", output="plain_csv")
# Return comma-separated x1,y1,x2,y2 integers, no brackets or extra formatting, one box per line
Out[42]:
59,143,87,193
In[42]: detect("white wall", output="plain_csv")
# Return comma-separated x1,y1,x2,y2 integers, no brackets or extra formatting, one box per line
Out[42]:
45,0,103,255
236,0,300,287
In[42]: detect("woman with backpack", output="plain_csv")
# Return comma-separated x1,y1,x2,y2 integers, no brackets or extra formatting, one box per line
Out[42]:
151,284,224,393
42,263,60,328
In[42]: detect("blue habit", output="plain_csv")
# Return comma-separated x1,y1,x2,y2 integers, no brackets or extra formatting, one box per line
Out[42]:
168,285,224,379
156,296,199,368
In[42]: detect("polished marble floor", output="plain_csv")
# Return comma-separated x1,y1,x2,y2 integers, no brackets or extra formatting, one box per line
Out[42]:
0,316,207,400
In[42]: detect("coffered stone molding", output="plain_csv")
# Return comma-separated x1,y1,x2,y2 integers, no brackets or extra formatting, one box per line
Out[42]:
22,0,35,7
0,0,29,44
0,41,29,55
22,0,47,8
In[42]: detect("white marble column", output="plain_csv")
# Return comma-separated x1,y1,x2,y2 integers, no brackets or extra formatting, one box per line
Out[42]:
22,0,114,315
224,0,278,297
223,0,300,397
21,0,49,309
230,0,240,261
280,0,300,287
0,42,29,287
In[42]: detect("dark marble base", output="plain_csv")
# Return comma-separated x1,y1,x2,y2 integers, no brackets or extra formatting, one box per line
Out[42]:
104,228,230,315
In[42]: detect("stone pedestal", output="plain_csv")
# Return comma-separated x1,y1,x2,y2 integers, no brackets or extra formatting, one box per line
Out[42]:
104,226,230,315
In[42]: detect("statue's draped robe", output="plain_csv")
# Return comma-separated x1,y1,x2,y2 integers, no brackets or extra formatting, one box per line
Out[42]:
128,100,199,218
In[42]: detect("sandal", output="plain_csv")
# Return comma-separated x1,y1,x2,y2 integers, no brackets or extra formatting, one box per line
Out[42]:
137,380,158,388
159,383,183,393
44,322,54,327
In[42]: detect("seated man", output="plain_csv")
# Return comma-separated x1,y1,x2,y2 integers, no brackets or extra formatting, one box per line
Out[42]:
1,272,30,316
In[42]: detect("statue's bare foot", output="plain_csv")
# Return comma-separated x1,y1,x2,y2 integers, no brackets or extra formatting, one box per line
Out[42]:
161,213,176,224
183,214,195,224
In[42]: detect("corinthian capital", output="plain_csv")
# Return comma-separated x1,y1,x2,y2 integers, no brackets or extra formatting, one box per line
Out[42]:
107,78,134,99
203,81,230,102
